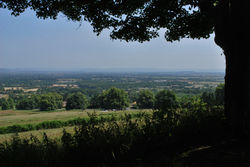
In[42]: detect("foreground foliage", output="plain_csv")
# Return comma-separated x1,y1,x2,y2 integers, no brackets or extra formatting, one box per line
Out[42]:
0,107,230,167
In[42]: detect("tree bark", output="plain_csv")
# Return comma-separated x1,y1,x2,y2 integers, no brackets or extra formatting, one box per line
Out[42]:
214,0,250,134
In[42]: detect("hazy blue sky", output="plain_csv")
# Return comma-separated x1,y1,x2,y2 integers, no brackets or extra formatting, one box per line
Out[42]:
0,8,225,71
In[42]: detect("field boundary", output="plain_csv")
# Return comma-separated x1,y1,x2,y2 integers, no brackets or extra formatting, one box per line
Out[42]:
0,112,146,134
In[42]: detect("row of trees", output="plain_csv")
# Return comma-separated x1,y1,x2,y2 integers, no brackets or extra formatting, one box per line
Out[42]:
133,84,224,111
0,93,63,111
0,85,224,111
88,85,224,111
135,89,178,111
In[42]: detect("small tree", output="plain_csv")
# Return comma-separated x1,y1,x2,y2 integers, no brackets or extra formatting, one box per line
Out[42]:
153,90,178,123
136,90,154,109
39,93,63,111
154,90,178,113
66,92,88,110
100,87,129,110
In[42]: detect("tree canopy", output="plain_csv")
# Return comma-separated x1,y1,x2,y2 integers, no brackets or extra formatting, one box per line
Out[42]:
0,0,215,42
154,90,178,112
66,92,88,110
136,89,154,109
39,93,63,111
16,97,36,110
100,87,129,110
0,98,14,110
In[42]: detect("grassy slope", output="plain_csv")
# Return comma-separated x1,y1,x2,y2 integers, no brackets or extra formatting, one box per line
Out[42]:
0,109,151,127
0,109,152,142
0,110,89,127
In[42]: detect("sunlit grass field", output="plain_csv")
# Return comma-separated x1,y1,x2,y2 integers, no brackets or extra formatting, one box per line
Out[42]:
0,109,152,142
0,109,92,127
0,126,75,143
0,109,151,127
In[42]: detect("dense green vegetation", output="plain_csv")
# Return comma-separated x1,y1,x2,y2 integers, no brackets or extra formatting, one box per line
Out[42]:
0,71,224,99
0,83,225,136
66,92,88,110
0,105,228,167
0,71,224,112
154,90,178,112
39,93,63,111
136,90,154,109
0,71,229,166
0,98,14,110
16,96,37,110
96,87,129,110
0,85,224,112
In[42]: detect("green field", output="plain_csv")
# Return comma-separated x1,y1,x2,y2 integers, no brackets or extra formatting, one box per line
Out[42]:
0,109,91,127
0,109,151,142
0,109,151,127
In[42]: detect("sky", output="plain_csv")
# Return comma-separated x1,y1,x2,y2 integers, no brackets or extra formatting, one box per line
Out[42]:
0,8,225,72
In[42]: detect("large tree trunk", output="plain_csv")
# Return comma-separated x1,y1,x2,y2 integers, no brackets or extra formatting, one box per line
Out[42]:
214,0,249,134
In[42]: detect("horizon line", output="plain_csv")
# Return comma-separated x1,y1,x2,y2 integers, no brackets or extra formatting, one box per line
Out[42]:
0,67,225,73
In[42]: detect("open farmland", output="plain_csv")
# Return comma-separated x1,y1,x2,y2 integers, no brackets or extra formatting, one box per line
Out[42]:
0,109,152,142
0,109,90,127
0,70,224,98
0,109,151,127
0,70,224,145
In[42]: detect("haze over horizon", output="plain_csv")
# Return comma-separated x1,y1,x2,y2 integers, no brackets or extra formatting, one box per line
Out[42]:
0,9,225,71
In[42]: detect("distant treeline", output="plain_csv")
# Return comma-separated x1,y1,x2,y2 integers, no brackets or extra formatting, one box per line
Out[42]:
0,84,224,111
0,72,224,101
